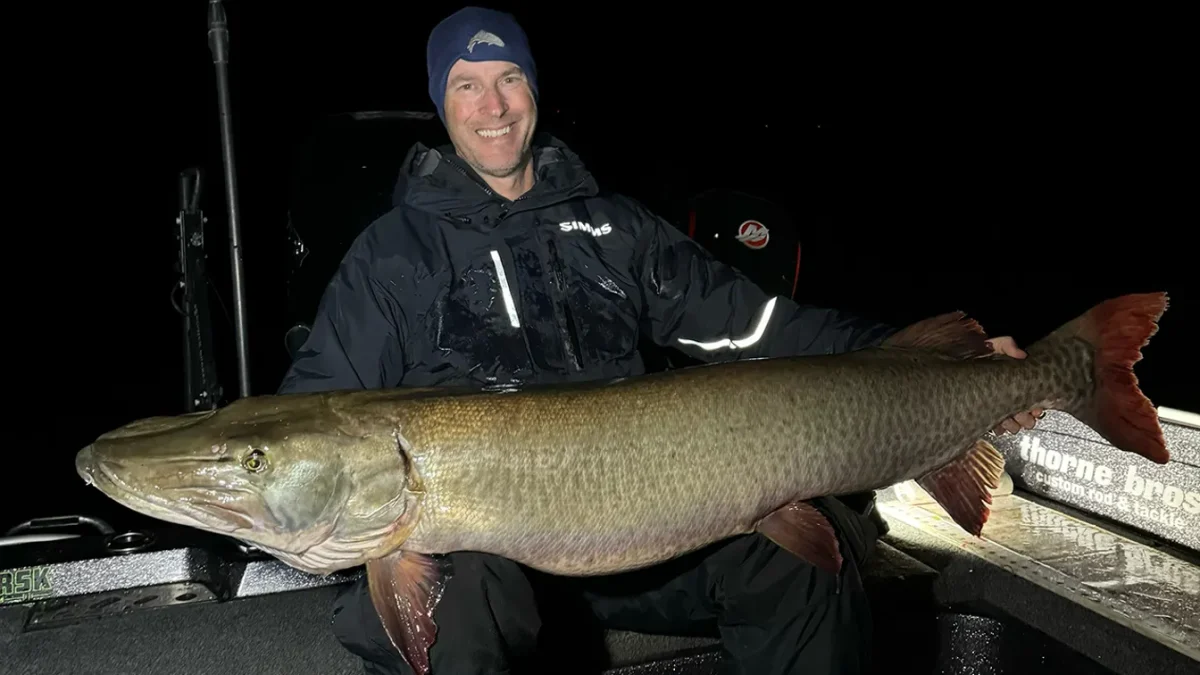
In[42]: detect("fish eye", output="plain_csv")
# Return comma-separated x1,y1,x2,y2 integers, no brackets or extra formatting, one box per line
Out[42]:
242,448,268,473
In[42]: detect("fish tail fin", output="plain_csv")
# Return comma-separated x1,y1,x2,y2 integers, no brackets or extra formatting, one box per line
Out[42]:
1039,292,1170,464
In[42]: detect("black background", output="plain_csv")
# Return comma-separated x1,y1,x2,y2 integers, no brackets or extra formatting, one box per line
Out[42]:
8,3,1194,531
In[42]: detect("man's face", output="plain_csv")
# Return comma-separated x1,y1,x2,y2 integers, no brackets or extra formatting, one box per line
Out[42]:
443,59,537,179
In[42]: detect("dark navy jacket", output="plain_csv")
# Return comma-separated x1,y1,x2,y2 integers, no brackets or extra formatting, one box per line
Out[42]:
277,134,896,395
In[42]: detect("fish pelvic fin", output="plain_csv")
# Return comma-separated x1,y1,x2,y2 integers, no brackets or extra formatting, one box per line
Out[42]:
755,501,843,576
366,551,453,675
1042,292,1169,464
881,311,994,359
916,439,1006,536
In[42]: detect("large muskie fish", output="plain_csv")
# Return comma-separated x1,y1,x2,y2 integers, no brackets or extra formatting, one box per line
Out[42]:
76,292,1171,673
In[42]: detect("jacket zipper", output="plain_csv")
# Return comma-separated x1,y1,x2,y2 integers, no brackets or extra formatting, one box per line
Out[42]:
543,234,584,371
445,159,586,370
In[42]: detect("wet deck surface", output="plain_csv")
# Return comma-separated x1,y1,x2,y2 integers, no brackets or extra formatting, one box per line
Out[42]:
878,490,1200,668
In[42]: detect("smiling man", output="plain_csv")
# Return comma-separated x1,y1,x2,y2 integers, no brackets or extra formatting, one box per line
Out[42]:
440,57,537,199
427,7,541,205
279,6,1042,674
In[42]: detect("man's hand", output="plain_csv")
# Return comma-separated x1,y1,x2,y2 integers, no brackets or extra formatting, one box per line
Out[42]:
985,336,1045,435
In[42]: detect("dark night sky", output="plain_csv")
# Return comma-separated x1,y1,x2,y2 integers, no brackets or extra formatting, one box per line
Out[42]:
8,3,1194,527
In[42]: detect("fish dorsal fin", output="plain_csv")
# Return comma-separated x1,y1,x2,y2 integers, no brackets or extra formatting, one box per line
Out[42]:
916,439,1007,536
366,551,453,675
881,311,994,359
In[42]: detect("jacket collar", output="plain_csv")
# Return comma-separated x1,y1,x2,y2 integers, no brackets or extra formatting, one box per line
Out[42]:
392,132,599,225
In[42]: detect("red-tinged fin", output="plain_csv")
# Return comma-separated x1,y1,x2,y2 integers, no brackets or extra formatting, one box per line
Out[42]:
755,501,843,575
916,439,1006,536
366,551,453,675
881,311,994,359
1050,292,1170,464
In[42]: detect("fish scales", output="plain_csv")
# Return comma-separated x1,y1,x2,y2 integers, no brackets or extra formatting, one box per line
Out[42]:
384,348,1069,576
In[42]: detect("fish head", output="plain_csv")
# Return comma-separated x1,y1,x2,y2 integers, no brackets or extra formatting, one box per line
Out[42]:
75,393,420,574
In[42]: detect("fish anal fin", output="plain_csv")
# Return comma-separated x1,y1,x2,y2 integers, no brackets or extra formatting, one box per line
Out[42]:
882,311,994,359
365,551,453,675
755,501,843,576
916,439,1006,536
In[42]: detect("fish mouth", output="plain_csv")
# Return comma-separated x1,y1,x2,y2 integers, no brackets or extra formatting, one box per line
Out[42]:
76,444,249,536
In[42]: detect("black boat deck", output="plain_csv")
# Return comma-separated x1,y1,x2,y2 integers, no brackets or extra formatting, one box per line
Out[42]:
5,492,1193,674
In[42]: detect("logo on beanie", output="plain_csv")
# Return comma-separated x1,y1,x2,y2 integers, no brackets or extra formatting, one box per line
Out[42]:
467,30,506,53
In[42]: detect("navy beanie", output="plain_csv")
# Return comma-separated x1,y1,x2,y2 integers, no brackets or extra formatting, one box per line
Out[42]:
426,7,539,122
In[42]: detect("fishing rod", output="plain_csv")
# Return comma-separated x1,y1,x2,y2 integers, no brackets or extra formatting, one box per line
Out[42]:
173,167,224,412
207,0,252,398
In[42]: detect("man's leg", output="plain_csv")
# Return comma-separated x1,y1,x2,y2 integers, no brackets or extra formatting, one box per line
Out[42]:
331,551,544,675
711,527,873,674
578,495,879,675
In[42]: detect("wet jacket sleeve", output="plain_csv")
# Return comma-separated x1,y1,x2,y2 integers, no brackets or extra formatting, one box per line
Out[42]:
276,241,408,395
634,206,897,361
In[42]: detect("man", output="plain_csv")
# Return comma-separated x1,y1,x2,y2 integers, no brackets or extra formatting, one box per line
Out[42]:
278,7,1041,674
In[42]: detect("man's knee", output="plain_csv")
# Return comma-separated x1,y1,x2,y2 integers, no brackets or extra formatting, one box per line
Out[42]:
719,532,865,618
331,551,542,674
716,527,873,674
331,575,392,669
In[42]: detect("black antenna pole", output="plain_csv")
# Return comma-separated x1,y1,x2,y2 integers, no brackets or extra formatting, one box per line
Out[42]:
207,0,252,398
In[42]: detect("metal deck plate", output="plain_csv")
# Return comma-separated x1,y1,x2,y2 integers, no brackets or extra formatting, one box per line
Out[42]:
878,493,1199,663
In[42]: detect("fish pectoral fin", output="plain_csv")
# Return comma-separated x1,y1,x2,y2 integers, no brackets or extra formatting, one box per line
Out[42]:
365,551,453,675
755,501,843,576
880,311,994,359
916,439,1006,536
